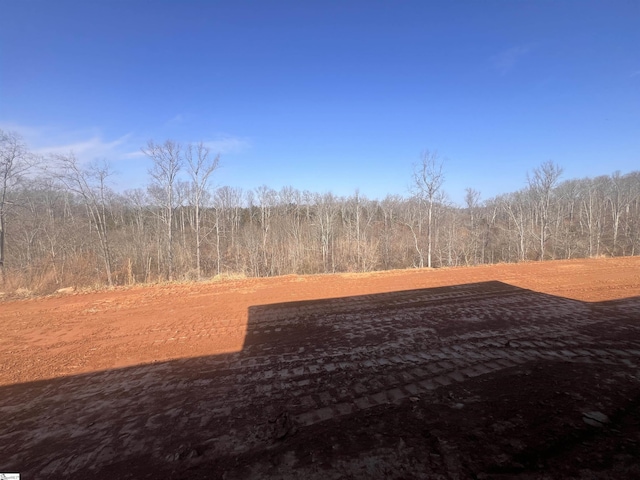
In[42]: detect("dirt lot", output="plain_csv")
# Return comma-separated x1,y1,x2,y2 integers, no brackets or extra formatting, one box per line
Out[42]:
1,257,639,479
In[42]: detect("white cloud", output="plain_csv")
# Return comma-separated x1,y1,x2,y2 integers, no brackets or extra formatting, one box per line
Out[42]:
165,114,185,126
0,123,136,163
33,134,131,158
631,71,640,78
492,45,532,75
0,122,45,139
1,122,250,165
122,150,146,159
202,135,251,154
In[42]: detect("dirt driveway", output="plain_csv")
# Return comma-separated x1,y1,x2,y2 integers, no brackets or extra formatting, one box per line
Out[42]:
1,258,639,479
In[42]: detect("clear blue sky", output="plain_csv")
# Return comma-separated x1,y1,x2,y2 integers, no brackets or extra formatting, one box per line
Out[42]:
1,0,638,204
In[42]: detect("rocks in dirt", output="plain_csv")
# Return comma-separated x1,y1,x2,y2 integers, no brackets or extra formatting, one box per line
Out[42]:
165,444,201,462
491,420,516,433
582,411,610,427
271,411,297,440
488,453,525,472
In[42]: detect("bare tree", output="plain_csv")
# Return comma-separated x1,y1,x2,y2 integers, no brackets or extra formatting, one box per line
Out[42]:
604,171,635,255
501,190,531,262
412,150,445,268
404,196,425,268
528,161,563,260
215,186,244,272
0,130,34,280
464,187,481,265
185,142,219,279
314,192,338,273
255,185,277,275
620,172,640,256
3,133,640,292
579,177,604,257
379,194,403,269
122,188,154,283
53,154,116,286
277,186,305,273
143,140,182,281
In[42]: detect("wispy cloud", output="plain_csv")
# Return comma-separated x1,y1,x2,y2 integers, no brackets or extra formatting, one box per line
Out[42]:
122,150,146,159
0,122,45,139
33,134,131,158
202,134,251,154
631,71,640,78
1,123,250,164
492,45,532,75
0,123,137,162
165,114,185,126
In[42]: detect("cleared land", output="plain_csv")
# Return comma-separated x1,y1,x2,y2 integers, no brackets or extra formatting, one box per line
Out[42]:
1,257,639,479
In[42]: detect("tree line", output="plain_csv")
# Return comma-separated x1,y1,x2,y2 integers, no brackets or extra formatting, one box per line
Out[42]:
1,130,639,293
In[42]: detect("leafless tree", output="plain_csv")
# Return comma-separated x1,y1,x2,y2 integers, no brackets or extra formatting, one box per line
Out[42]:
185,142,219,279
314,192,338,273
464,187,481,265
3,131,640,294
0,130,35,280
143,140,182,281
528,161,563,260
379,194,403,269
53,154,116,286
412,150,445,268
501,190,531,262
402,196,425,268
255,185,277,275
215,186,244,272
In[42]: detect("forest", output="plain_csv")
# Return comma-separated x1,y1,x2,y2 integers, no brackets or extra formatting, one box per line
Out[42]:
1,129,639,294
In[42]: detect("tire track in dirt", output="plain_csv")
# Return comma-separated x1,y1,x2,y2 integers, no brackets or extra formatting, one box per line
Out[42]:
166,281,640,456
2,263,640,478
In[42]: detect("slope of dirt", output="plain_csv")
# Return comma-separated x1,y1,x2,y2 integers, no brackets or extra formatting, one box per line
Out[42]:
1,257,639,479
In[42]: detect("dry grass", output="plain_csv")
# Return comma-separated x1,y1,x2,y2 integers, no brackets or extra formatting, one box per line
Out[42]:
207,272,248,283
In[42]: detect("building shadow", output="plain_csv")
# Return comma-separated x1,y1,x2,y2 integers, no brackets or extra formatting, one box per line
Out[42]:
1,281,639,479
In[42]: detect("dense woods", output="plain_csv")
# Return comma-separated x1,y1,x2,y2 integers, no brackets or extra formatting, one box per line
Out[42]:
1,130,639,293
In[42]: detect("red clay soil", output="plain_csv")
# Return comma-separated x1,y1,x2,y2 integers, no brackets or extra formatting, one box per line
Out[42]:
1,257,639,479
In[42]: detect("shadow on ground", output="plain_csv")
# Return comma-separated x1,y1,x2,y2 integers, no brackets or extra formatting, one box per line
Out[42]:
2,281,639,479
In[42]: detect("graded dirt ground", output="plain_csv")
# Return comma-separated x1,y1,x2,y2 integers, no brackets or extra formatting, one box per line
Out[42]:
1,257,639,479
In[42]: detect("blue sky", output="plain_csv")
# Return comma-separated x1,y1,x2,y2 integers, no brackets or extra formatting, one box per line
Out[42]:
1,0,638,204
